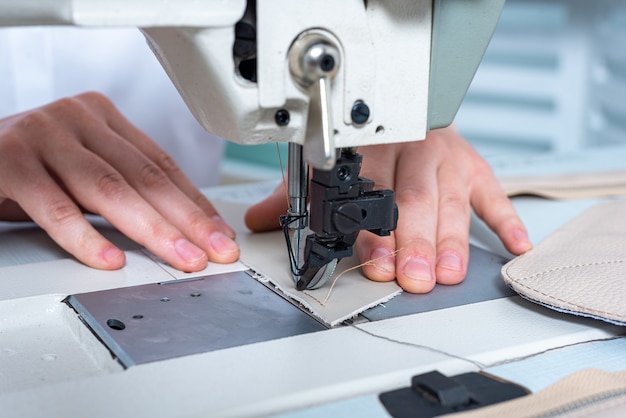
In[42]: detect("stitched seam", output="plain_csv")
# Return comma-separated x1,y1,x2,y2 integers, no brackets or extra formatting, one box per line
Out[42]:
505,259,626,319
505,259,625,281
515,281,622,318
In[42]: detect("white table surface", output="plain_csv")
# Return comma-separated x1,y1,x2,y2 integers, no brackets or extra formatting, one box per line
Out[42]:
1,155,625,417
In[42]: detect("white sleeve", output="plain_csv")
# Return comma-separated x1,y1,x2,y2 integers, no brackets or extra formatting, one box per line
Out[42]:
0,26,224,188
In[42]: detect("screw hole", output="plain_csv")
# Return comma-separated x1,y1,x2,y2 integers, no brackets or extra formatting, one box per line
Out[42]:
337,166,351,181
132,314,144,320
106,318,126,331
375,125,385,135
190,292,202,297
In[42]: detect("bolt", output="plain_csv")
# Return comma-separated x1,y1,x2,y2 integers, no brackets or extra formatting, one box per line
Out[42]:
275,109,290,126
351,101,370,125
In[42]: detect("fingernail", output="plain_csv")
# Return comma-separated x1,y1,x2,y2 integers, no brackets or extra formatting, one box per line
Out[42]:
514,228,533,252
209,231,239,254
212,215,236,239
370,248,395,273
102,246,124,264
437,251,462,272
403,257,433,281
175,238,206,263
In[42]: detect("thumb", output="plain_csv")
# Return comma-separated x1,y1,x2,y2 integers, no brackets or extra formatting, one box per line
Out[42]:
244,183,288,231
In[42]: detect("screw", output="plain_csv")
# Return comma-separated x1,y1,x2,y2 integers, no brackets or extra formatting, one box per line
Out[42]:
337,166,351,181
275,109,290,126
351,101,370,125
333,203,363,234
190,292,201,297
320,54,335,72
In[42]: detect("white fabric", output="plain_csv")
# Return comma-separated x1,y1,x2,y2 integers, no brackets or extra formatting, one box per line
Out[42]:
0,26,224,187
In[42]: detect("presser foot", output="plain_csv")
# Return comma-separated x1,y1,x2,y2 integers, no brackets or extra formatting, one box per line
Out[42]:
295,258,338,291
280,215,339,291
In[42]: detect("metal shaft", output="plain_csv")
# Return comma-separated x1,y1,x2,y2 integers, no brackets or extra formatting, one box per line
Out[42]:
287,143,309,279
288,142,308,227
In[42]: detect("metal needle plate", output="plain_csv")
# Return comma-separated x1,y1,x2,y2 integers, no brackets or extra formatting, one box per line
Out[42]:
362,245,515,321
65,271,327,368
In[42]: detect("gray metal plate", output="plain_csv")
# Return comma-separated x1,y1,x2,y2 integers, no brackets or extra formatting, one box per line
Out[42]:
362,245,514,321
66,271,326,368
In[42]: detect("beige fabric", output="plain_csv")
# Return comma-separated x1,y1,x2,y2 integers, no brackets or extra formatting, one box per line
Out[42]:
213,200,402,326
498,170,626,199
442,369,626,418
501,201,626,325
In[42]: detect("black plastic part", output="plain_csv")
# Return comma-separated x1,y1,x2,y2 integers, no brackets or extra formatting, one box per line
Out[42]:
298,150,397,286
413,371,470,407
309,151,397,238
379,371,528,418
233,21,256,58
233,0,257,82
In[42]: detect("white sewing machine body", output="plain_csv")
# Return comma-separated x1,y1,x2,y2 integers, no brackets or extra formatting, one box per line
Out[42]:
0,0,504,158
3,1,626,416
0,0,508,287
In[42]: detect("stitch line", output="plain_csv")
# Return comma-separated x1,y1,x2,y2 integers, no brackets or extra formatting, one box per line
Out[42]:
505,259,625,282
509,279,625,320
504,259,626,318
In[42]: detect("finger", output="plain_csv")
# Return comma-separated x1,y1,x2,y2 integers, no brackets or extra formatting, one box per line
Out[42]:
355,231,397,282
391,141,438,294
77,92,236,239
44,139,214,271
433,154,471,285
470,166,533,255
244,182,288,231
355,144,400,282
0,152,125,269
78,127,239,264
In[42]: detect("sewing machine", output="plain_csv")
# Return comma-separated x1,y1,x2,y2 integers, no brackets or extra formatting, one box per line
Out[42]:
6,2,626,417
0,0,505,289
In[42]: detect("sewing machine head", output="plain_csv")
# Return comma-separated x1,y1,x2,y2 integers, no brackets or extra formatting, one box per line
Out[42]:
142,0,505,288
0,0,505,288
142,0,505,170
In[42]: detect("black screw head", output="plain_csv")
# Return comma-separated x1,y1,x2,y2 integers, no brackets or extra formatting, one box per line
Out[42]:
333,202,363,234
337,166,351,181
275,109,290,126
351,101,370,125
320,54,335,72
